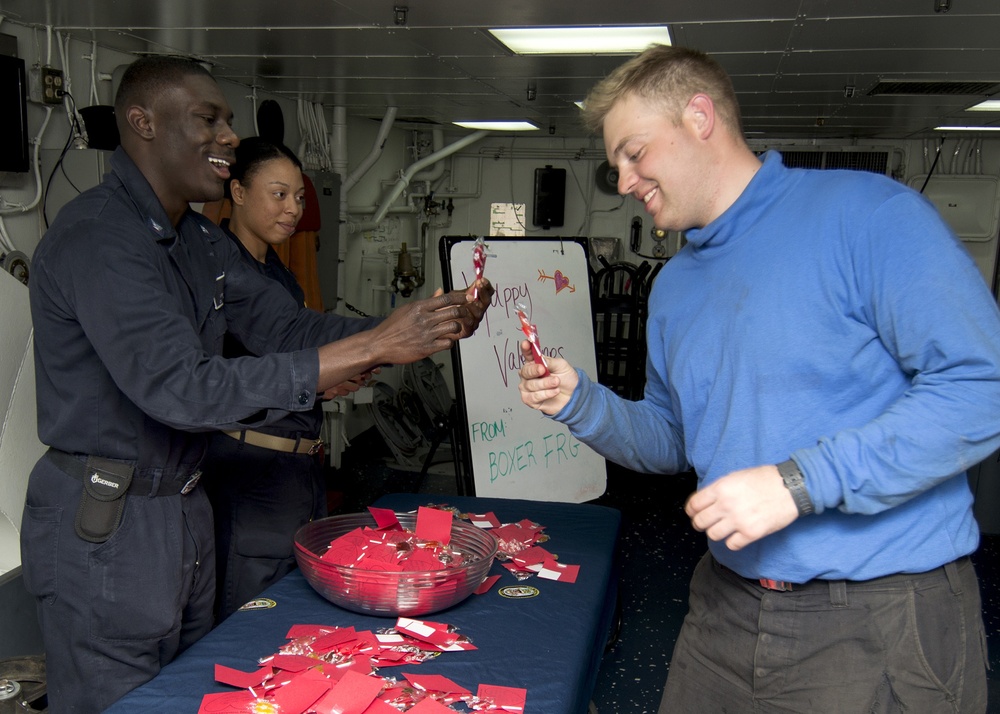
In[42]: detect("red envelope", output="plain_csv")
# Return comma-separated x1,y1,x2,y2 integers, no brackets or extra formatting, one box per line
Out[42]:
321,659,374,680
198,691,263,713
311,627,358,652
362,699,400,714
511,546,552,569
399,548,446,571
312,669,385,714
321,542,366,566
475,574,501,595
469,512,501,528
269,654,322,673
402,672,471,697
214,664,272,689
536,557,580,583
355,557,404,572
368,506,401,529
407,697,456,713
477,683,527,712
271,675,331,714
395,617,458,647
285,624,337,640
415,506,453,544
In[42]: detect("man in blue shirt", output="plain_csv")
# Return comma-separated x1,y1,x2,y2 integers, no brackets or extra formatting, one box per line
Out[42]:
520,45,1000,712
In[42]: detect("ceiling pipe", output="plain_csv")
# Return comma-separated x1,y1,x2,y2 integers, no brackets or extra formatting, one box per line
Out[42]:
371,130,489,225
343,107,398,194
412,128,446,183
330,106,349,313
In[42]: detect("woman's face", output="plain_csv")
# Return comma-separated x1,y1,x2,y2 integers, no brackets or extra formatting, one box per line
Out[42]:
230,156,305,257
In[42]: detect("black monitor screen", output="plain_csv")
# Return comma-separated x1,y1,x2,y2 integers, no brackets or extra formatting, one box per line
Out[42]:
0,54,30,173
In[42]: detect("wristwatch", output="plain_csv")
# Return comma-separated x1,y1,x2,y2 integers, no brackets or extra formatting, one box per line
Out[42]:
776,459,815,516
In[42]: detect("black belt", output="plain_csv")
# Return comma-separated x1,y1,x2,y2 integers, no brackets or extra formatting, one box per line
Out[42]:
721,556,967,593
47,448,202,497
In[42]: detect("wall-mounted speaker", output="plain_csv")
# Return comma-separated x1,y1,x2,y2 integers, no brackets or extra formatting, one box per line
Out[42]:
533,165,566,229
595,160,619,195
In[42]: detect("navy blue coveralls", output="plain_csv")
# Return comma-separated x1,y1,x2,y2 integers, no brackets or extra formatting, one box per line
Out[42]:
20,148,378,713
202,224,330,621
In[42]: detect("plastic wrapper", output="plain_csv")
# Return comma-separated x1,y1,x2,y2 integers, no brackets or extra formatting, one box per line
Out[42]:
514,301,549,376
472,237,488,299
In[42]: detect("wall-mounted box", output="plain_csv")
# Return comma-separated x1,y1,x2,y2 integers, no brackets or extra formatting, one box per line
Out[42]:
908,174,1000,242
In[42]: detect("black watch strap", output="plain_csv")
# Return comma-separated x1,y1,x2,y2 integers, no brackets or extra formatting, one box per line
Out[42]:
777,459,815,516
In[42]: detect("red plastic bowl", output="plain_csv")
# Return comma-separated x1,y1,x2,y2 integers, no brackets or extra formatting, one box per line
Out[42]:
294,512,498,617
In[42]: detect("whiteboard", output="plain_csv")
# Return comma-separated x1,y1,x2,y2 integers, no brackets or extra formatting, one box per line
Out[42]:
440,237,606,502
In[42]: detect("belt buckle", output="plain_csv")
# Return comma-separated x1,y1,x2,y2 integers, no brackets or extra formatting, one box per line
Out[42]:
180,470,202,495
307,440,323,456
759,578,793,592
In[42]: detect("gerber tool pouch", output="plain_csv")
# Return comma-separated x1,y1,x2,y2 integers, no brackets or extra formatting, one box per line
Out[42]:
74,456,134,543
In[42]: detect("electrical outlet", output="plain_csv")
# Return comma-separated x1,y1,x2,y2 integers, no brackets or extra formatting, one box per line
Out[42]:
28,65,64,105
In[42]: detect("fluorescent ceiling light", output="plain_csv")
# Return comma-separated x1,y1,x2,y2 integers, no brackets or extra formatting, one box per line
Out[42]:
934,125,1000,131
966,100,1000,111
453,120,539,131
489,26,672,55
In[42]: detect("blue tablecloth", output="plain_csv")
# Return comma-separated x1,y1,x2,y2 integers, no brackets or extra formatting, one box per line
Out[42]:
105,493,621,713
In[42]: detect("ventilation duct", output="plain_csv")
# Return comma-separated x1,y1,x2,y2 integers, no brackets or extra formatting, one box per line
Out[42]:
867,81,999,96
777,150,890,175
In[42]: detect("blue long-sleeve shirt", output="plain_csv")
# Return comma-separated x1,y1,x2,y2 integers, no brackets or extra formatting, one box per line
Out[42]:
558,151,1000,582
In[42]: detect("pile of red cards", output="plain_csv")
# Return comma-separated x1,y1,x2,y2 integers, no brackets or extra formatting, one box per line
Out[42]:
201,617,526,713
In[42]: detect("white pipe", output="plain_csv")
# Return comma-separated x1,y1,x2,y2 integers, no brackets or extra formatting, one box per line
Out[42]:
332,106,348,217
412,129,445,183
343,107,397,194
0,106,53,216
296,98,307,160
88,41,98,105
314,103,330,169
372,130,489,224
949,139,964,174
250,86,259,136
331,106,349,313
0,216,14,253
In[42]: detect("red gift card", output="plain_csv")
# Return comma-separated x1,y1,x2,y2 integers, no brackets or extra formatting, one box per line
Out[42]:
269,654,322,673
399,548,446,571
312,669,385,714
368,506,401,529
197,691,258,713
271,674,332,714
214,664,272,689
415,506,453,544
311,627,358,652
285,624,335,639
362,699,400,714
536,557,580,583
408,697,456,714
511,546,552,569
403,672,471,697
475,574,501,595
477,683,527,712
469,512,501,529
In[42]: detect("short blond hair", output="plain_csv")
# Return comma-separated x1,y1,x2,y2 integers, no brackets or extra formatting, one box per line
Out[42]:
582,45,743,137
